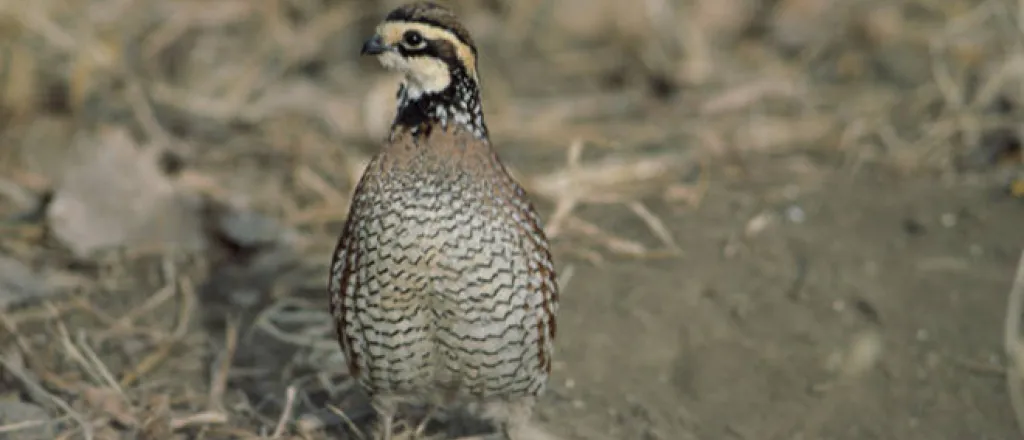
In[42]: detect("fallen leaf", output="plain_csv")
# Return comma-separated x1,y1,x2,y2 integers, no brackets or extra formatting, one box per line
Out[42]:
46,127,206,258
0,399,57,440
0,256,60,310
82,386,138,427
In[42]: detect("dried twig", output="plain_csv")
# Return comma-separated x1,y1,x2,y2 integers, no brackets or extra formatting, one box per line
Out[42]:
327,404,366,440
0,419,51,434
208,316,239,412
0,356,93,440
1003,250,1024,437
271,385,298,438
627,201,680,253
97,283,176,339
169,411,229,430
75,330,128,395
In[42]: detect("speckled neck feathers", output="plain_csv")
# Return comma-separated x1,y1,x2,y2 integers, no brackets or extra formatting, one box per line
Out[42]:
391,66,487,141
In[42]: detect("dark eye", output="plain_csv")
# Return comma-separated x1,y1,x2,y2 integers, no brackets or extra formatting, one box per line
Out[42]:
402,30,424,47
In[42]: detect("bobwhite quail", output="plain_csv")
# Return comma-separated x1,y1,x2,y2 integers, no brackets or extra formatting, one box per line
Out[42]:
327,2,560,439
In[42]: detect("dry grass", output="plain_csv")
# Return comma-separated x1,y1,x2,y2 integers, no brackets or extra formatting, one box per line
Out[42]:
0,0,1022,438
1005,250,1024,437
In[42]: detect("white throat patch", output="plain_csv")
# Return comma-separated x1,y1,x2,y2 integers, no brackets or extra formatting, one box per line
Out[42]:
377,51,451,99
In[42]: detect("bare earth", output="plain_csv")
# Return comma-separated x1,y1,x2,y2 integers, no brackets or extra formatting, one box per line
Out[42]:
537,159,1023,440
184,155,1024,440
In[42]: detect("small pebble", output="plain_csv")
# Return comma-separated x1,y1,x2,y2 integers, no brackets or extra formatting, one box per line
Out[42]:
228,288,261,308
924,351,941,368
217,209,283,249
915,329,929,342
296,413,324,433
832,299,846,312
0,257,56,310
841,331,883,377
940,213,957,228
745,212,775,237
785,205,806,223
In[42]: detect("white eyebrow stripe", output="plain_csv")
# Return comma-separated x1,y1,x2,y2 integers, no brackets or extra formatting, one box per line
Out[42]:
376,21,478,82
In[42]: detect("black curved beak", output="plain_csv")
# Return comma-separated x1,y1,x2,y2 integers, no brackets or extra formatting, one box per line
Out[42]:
361,34,388,55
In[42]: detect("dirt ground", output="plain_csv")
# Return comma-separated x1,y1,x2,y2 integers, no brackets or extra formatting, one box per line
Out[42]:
2,0,1024,439
542,161,1024,440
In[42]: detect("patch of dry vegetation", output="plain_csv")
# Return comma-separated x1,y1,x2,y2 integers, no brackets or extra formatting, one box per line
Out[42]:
0,0,1022,438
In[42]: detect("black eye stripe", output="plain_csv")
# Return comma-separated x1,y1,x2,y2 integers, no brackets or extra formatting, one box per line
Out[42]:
393,34,467,70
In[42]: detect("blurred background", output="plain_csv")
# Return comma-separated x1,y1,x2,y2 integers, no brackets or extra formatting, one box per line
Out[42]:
1,0,1023,438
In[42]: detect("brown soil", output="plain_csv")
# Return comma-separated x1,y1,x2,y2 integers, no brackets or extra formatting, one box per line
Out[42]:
540,160,1023,439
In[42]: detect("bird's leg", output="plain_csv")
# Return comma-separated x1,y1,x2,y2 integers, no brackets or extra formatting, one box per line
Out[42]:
413,404,439,437
500,398,561,440
453,397,562,440
372,395,398,440
503,419,563,440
